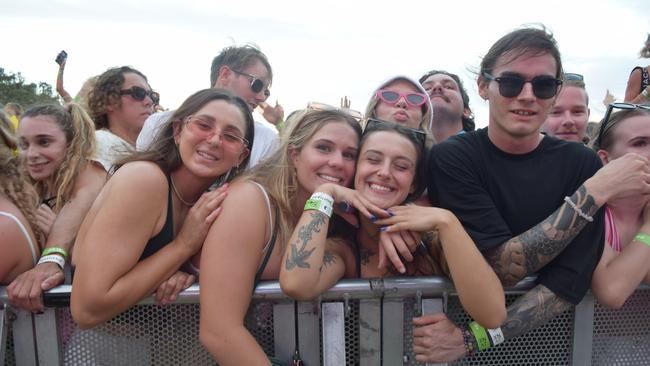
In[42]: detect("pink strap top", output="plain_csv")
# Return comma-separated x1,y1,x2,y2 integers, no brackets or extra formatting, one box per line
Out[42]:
605,206,622,253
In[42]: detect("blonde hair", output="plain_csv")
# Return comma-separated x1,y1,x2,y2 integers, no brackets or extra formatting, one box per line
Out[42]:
21,104,96,211
0,111,43,244
240,109,362,248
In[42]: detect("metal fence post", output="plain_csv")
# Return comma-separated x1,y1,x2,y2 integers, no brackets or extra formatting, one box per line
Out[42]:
273,301,296,363
382,299,404,365
422,298,447,366
34,308,62,366
359,298,381,366
572,293,595,366
297,300,320,365
322,302,346,365
11,308,37,366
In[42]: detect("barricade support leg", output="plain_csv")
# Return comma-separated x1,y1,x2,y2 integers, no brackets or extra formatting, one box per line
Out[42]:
359,299,381,366
0,304,7,365
322,302,346,366
572,293,594,366
273,301,296,362
297,300,320,365
12,308,37,366
34,308,61,366
382,299,404,365
422,298,448,366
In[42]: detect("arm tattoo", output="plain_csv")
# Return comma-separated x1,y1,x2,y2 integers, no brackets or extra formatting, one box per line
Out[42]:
500,285,573,340
359,247,375,265
485,185,598,284
285,212,327,271
320,250,336,272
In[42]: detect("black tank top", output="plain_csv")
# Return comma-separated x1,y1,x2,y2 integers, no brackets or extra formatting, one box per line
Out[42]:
139,175,174,261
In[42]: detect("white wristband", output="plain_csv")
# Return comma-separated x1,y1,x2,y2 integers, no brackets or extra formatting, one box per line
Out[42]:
38,254,65,270
487,327,505,346
304,192,334,217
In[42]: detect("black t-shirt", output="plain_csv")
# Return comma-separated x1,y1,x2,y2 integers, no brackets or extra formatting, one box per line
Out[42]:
427,128,604,304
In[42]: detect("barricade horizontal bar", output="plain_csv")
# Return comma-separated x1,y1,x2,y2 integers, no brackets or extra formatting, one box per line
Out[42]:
0,276,541,308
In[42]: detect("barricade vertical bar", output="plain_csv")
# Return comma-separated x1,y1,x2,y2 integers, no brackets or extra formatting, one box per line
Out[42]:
0,305,7,364
34,308,61,366
359,299,381,366
571,293,594,366
297,300,319,365
382,299,404,365
273,301,296,363
12,308,37,366
422,298,447,366
322,302,346,366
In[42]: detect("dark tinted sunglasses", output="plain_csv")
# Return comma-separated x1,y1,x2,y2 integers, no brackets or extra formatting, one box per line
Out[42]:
482,72,562,99
120,86,160,105
231,68,270,98
365,118,426,149
596,102,650,147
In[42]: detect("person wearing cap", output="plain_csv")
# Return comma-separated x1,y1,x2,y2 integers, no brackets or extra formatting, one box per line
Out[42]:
419,70,476,142
542,74,591,143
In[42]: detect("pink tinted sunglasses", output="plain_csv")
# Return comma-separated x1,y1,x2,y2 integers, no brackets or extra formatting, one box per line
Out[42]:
376,89,428,108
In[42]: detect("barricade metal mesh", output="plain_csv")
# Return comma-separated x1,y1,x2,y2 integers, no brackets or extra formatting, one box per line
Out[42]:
3,320,15,366
592,288,650,365
58,301,277,366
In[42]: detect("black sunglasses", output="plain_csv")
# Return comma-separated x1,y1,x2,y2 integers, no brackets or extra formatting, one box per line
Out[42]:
231,68,270,98
483,72,562,99
120,86,160,105
596,103,650,147
365,118,426,149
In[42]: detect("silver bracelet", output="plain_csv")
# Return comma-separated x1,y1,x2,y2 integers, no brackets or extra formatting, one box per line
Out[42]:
564,196,594,222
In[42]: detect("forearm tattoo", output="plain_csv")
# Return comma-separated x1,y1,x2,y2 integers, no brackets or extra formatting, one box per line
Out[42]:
285,211,327,270
500,285,573,340
485,185,598,284
320,250,336,272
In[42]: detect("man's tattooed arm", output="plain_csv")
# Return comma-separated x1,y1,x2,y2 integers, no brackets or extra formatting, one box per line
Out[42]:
485,185,599,285
285,211,327,270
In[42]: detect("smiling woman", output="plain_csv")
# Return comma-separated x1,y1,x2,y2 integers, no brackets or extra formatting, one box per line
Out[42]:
70,88,254,329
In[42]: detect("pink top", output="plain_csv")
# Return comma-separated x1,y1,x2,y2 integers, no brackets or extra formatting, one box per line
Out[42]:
605,206,622,253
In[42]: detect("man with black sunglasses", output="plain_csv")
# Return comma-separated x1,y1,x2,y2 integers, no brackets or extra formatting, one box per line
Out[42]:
137,45,278,168
418,26,650,363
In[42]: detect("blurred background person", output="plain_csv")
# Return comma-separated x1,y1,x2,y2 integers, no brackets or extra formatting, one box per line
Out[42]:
624,34,650,105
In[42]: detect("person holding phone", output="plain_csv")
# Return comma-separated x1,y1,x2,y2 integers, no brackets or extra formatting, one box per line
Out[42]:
55,50,73,104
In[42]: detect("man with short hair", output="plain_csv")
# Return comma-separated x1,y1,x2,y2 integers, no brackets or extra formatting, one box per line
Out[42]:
414,27,650,363
542,75,590,143
137,45,278,168
419,70,475,142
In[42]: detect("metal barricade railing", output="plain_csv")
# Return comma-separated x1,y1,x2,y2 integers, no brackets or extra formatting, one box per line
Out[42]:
2,277,649,366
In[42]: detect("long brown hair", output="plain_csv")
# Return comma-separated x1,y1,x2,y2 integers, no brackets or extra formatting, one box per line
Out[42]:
241,109,362,249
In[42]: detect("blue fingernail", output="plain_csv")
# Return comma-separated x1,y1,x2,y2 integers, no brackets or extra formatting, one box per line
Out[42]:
369,215,377,222
386,209,395,216
379,226,387,232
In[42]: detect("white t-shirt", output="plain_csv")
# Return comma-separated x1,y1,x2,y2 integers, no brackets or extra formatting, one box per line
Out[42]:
94,129,133,173
136,111,279,169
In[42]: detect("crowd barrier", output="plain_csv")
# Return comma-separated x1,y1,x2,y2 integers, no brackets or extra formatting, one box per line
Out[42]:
2,277,650,366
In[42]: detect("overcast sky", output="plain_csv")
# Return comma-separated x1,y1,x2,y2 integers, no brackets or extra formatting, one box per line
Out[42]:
2,0,648,127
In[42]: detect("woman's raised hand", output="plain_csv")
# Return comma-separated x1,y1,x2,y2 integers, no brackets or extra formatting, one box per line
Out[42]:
175,184,228,255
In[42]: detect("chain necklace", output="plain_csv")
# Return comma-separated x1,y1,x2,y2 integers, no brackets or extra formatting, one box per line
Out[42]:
170,176,197,207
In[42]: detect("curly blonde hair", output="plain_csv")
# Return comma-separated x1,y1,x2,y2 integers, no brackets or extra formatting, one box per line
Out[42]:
0,111,43,244
20,104,96,212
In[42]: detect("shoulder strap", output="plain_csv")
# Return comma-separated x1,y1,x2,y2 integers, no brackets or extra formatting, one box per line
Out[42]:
253,204,280,289
0,211,38,264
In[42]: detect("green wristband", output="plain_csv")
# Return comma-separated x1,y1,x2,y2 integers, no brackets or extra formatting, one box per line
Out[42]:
42,247,69,259
634,233,650,247
468,321,491,352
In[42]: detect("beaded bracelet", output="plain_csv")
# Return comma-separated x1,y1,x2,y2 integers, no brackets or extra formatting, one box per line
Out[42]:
459,324,477,357
564,196,593,222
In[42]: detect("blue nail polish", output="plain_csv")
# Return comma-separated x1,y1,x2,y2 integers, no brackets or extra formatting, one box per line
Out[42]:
369,215,377,222
386,209,395,217
379,226,387,232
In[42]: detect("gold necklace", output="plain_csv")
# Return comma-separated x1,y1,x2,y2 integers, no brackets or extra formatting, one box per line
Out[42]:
170,176,197,206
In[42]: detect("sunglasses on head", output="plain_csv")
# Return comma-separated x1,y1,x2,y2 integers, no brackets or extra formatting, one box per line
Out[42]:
564,73,584,82
376,90,428,108
482,72,562,99
120,86,160,105
596,102,650,147
364,118,426,149
231,68,270,98
306,101,364,120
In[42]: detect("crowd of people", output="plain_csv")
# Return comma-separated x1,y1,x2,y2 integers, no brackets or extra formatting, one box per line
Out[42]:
1,25,650,365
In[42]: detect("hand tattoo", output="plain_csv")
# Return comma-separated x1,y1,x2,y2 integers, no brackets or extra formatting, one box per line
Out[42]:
285,212,326,270
486,185,599,285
